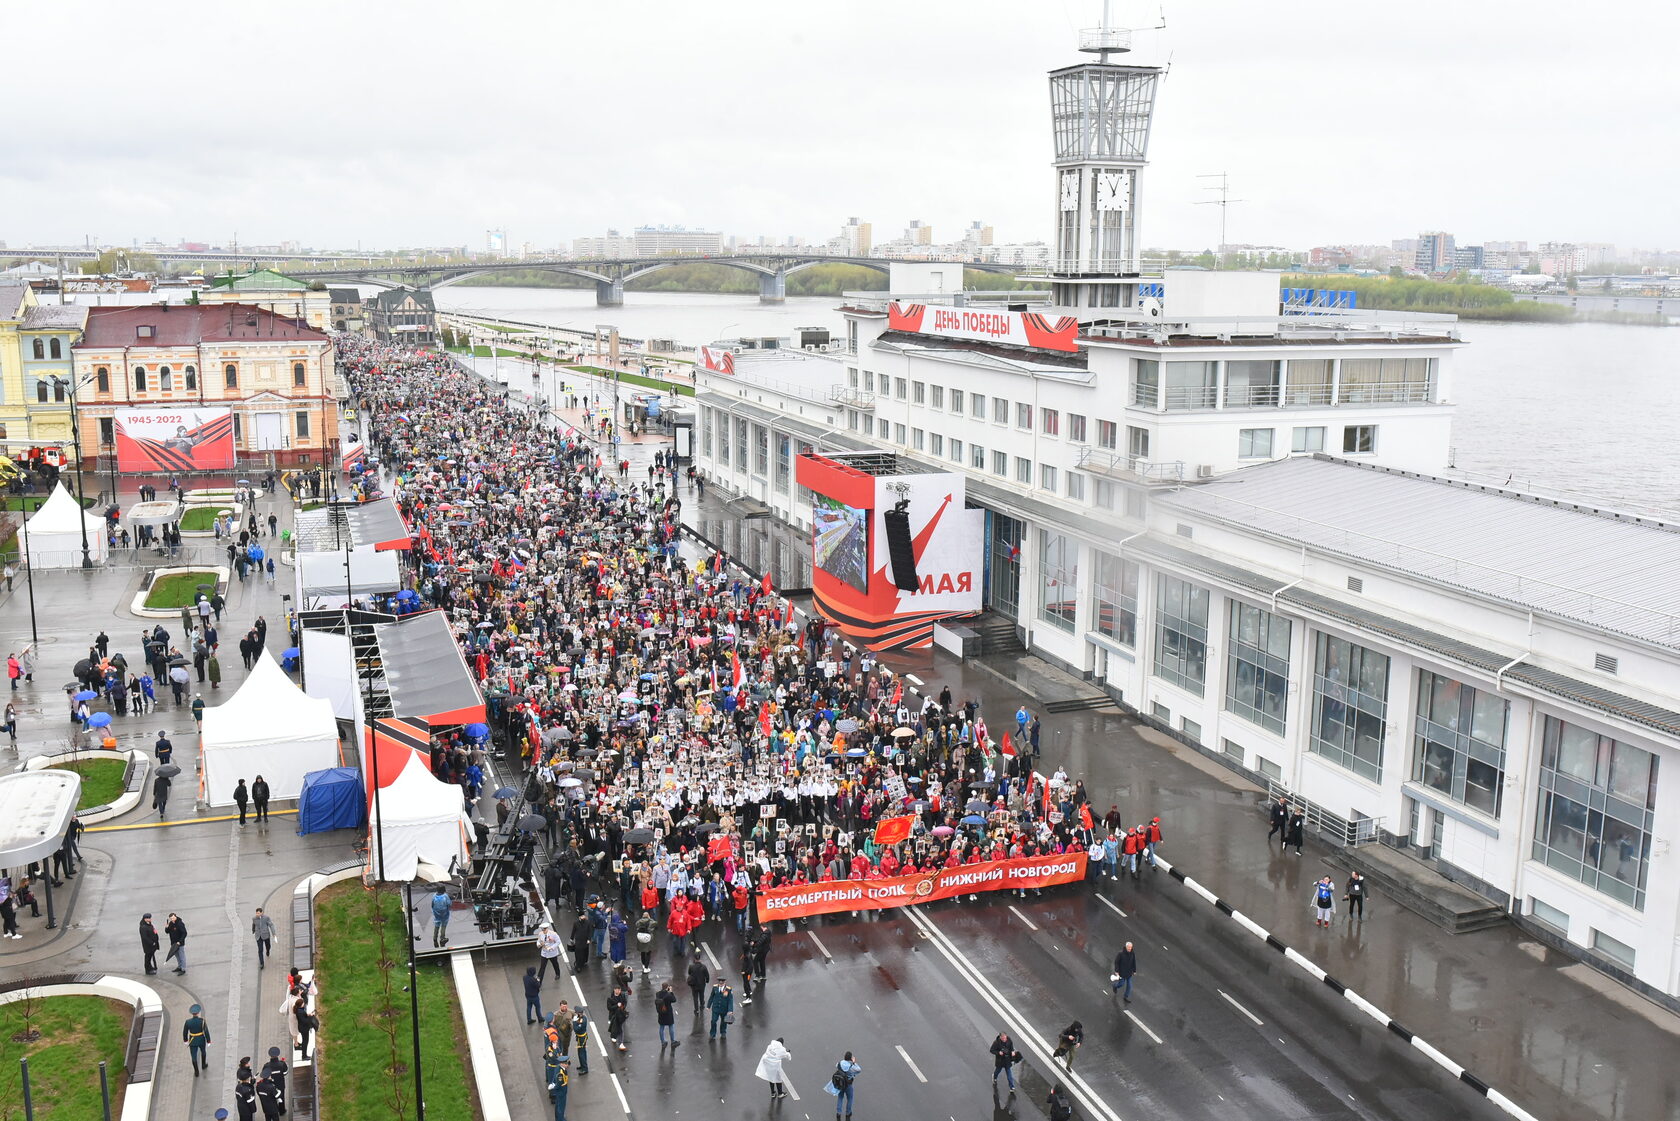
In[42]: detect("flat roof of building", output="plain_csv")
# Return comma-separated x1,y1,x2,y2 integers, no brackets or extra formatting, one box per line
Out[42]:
1159,455,1680,651
0,770,80,866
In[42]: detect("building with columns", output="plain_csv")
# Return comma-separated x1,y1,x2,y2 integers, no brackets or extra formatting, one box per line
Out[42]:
684,23,1680,1004
71,303,337,470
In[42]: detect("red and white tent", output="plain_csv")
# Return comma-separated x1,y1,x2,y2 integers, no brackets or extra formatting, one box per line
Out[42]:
363,718,471,882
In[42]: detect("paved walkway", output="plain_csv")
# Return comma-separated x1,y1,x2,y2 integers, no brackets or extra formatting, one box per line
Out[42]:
0,481,348,1119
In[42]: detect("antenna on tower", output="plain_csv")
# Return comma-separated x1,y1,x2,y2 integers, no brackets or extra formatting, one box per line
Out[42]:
1195,172,1247,261
1078,1,1166,61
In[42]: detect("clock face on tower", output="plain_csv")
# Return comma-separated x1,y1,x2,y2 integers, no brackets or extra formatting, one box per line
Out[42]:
1095,170,1129,212
1060,170,1080,212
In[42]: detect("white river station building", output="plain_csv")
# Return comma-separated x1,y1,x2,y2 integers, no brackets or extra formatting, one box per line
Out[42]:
686,29,1680,1004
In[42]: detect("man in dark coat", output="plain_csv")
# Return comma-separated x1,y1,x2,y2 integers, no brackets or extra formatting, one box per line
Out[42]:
252,775,271,822
569,910,593,967
139,913,160,974
234,779,250,825
1267,796,1289,845
1286,808,1306,855
1112,941,1138,1002
686,954,710,1013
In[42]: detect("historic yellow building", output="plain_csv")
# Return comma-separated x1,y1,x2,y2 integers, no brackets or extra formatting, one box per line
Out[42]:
0,283,88,450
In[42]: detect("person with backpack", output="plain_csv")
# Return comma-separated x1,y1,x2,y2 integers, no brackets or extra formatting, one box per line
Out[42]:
824,1051,861,1119
1047,1084,1075,1121
655,981,679,1046
1313,876,1337,927
635,910,657,973
1052,1020,1084,1071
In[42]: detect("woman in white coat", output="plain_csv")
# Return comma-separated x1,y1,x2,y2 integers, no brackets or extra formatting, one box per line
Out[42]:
756,1036,792,1100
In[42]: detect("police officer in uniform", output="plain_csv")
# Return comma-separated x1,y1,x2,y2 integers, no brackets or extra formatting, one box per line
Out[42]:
261,1046,289,1113
544,1045,571,1121
255,1069,283,1120
234,1072,258,1120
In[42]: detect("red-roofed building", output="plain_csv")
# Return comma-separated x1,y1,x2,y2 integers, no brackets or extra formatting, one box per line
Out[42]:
71,303,338,471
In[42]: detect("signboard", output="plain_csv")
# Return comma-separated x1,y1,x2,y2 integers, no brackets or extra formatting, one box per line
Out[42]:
697,345,736,375
755,853,1088,920
887,302,1080,353
114,407,235,473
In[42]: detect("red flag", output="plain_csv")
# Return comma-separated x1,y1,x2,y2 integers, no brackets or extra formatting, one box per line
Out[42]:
759,705,772,736
1040,773,1053,814
873,815,914,847
890,680,902,706
731,651,745,689
782,599,795,628
1001,730,1015,756
761,571,772,595
1079,804,1094,831
706,835,733,863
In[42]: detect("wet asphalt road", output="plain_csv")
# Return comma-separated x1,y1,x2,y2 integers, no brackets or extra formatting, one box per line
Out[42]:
487,876,1512,1121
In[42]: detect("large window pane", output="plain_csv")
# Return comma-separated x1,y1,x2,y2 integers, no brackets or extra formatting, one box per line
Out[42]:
1533,715,1658,910
1037,531,1077,633
1164,362,1217,411
1225,601,1290,735
1412,670,1509,818
1310,633,1389,781
1091,552,1138,647
1153,575,1209,695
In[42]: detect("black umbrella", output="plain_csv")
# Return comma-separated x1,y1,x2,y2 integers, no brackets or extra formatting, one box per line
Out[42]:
196,583,214,591
696,823,719,837
573,768,597,782
156,763,181,779
168,655,189,667
516,813,547,831
72,660,92,678
625,828,656,844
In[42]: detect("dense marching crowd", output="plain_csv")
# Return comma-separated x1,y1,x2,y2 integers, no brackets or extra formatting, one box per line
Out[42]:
337,337,1155,1120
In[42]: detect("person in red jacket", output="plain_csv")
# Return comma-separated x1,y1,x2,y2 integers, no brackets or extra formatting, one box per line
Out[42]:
1122,828,1144,879
1145,817,1163,868
667,896,693,956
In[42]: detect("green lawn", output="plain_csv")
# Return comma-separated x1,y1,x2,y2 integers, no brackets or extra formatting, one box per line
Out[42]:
472,322,530,334
314,883,480,1121
0,494,96,512
565,364,696,396
143,571,218,610
0,996,131,1120
179,506,233,532
51,758,128,809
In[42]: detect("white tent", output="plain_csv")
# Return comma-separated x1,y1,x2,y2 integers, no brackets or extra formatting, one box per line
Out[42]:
18,484,109,568
200,651,341,807
370,751,471,881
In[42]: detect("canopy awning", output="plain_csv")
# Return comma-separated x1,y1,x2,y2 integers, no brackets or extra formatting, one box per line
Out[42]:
373,610,485,727
0,770,79,866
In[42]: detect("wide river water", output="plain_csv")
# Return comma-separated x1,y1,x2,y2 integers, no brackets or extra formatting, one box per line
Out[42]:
433,286,1680,518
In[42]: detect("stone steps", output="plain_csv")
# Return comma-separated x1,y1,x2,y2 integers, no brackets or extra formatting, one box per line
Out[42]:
1327,844,1508,935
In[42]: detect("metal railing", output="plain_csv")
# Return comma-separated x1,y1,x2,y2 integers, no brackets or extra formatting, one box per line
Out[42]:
1076,446,1184,483
828,385,874,409
1265,781,1385,846
1164,386,1219,411
1336,381,1435,405
1283,386,1333,407
1224,385,1281,408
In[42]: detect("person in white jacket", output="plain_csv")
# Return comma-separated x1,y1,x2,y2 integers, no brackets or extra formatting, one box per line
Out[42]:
756,1037,792,1100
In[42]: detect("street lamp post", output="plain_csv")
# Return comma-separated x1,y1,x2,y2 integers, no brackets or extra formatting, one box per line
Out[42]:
50,375,93,568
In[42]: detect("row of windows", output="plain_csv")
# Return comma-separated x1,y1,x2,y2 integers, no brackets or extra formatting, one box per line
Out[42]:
1239,425,1378,458
1133,356,1434,411
849,370,1123,446
29,338,64,360
82,363,308,395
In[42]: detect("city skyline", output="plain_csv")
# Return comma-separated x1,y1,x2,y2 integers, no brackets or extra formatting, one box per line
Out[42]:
5,1,1675,252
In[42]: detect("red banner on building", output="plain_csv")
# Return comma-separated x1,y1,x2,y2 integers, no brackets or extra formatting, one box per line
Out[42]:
755,853,1088,921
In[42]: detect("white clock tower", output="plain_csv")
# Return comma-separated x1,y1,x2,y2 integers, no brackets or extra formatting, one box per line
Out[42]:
1047,3,1163,311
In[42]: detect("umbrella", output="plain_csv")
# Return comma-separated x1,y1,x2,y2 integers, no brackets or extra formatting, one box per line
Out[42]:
968,779,997,790
74,689,98,702
845,747,867,758
931,825,955,837
892,726,916,737
87,712,113,728
574,768,596,781
196,582,215,592
961,814,986,826
557,777,583,788
574,747,598,758
493,786,518,799
836,718,860,734
625,828,656,844
910,799,929,813
464,722,490,739
237,478,251,485
516,813,547,831
696,822,719,836
156,763,182,778
966,799,987,814
282,647,300,659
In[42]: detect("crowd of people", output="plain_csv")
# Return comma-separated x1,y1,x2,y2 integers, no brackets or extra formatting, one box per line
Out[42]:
335,337,1153,1118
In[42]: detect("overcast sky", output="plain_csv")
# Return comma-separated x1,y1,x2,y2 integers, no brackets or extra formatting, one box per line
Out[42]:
5,0,1673,253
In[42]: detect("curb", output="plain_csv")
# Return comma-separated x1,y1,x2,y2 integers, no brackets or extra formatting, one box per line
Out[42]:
1148,855,1540,1121
25,748,147,824
0,973,164,1121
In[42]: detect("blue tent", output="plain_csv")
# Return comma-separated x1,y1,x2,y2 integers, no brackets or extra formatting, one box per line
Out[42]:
297,767,366,834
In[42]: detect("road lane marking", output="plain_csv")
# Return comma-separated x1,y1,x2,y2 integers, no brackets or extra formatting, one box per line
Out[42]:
808,931,833,960
906,908,1126,1121
1125,1010,1163,1045
701,941,723,972
905,674,924,685
1007,905,1040,931
572,976,588,1007
1096,896,1127,919
1218,990,1264,1026
610,1072,632,1114
896,1044,928,1082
